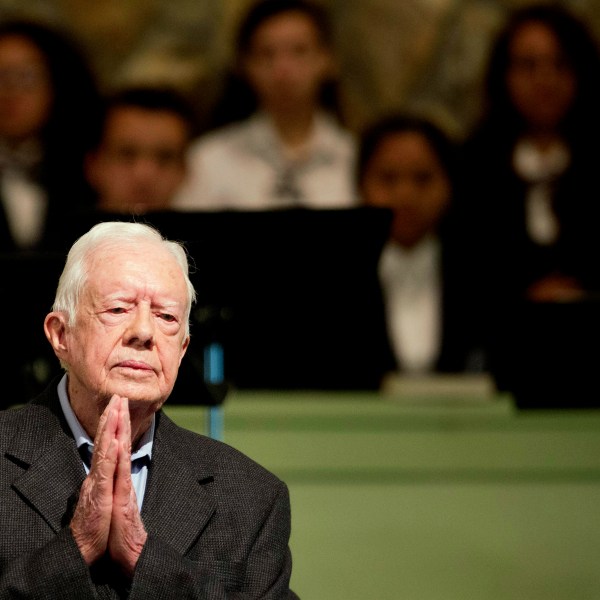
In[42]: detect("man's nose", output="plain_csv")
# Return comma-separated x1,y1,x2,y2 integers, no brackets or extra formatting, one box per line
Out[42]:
125,306,155,348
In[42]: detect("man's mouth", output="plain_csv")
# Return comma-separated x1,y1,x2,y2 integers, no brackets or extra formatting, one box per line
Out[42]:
116,360,154,371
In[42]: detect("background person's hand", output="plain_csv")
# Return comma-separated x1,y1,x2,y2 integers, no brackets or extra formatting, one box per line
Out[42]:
526,273,586,303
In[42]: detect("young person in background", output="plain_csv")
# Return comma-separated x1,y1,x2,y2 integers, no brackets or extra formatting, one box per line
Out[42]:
174,0,357,210
459,3,600,391
460,3,600,304
0,18,101,251
85,85,196,215
358,113,484,376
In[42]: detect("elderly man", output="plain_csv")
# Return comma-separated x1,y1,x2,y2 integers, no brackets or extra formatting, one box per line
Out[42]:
0,221,297,599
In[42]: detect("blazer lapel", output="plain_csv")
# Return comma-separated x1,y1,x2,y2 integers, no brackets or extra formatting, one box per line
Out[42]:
8,403,85,534
8,387,216,555
141,413,216,556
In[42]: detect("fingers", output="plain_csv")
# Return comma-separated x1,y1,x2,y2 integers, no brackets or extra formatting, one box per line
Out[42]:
89,396,121,498
72,394,148,575
91,395,120,470
113,397,132,505
110,396,148,576
117,395,131,454
70,395,123,565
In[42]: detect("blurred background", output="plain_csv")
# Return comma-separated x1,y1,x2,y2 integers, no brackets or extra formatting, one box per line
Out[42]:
3,2,600,598
2,0,599,138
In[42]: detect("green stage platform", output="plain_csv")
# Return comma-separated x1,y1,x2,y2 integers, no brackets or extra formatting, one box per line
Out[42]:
164,387,600,600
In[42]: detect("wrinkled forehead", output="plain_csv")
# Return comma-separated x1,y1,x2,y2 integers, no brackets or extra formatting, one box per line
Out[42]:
85,239,187,296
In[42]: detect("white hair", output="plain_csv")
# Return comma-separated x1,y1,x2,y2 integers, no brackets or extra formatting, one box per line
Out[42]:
52,221,196,335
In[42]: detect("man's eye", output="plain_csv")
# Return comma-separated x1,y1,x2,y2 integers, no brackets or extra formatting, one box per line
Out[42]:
160,313,176,322
108,307,126,314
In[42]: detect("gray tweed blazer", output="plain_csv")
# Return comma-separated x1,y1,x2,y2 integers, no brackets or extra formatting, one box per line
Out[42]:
0,380,298,599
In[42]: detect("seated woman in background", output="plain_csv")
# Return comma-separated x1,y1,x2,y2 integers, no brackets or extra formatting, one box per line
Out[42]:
0,18,101,251
358,114,485,376
173,0,357,210
460,3,600,304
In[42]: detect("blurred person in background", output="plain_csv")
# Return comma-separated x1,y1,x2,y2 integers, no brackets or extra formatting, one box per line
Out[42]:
173,0,357,210
85,85,196,215
0,18,101,251
43,84,198,254
460,3,600,304
358,113,484,377
459,3,600,392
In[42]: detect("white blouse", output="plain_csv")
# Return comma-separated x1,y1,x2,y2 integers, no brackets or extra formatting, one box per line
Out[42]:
378,236,442,373
173,111,358,210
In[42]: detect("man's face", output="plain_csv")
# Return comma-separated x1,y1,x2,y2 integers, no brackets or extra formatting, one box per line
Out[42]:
86,106,188,213
59,241,189,419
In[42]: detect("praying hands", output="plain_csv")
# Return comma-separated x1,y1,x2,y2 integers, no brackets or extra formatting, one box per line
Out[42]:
70,395,148,578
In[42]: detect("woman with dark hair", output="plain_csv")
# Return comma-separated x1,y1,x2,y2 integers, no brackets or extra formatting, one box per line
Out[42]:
0,18,102,251
359,113,484,376
459,3,600,392
461,3,600,302
174,0,357,210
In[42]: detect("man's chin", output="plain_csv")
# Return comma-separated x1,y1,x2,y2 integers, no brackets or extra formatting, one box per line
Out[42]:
108,378,167,406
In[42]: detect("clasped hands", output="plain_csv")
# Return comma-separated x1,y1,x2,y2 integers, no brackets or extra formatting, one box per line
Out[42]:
70,395,148,578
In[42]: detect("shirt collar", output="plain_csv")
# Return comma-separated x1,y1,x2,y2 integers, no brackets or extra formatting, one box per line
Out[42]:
245,110,348,166
57,372,155,460
513,138,570,183
381,235,439,272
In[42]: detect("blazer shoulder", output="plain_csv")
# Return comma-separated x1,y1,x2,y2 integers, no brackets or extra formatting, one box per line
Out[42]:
0,406,22,445
0,378,65,452
157,412,286,491
0,401,62,455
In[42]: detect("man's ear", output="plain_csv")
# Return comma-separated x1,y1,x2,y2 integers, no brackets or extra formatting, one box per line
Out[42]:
44,312,69,361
